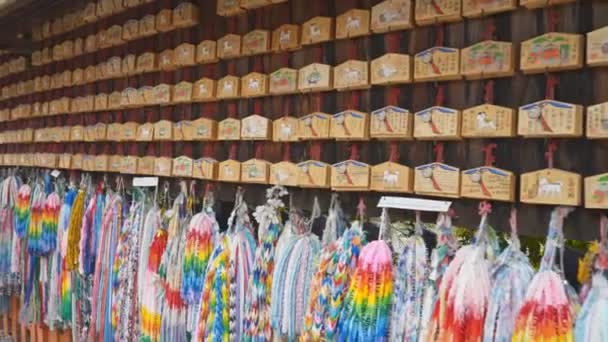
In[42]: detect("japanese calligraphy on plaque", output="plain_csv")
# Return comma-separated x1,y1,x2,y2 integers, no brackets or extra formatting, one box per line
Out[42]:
193,158,218,180
172,82,193,103
370,106,413,139
218,118,241,140
415,0,461,25
242,114,271,140
193,78,216,102
154,157,173,177
241,72,268,98
172,156,194,178
216,0,243,16
196,41,218,64
241,159,270,184
273,116,300,142
217,75,240,99
587,102,608,139
461,166,515,202
153,84,172,105
585,173,608,209
301,16,332,45
95,155,109,172
136,123,154,142
371,0,412,33
371,53,411,85
175,43,196,66
123,20,139,41
331,110,370,140
269,68,298,95
139,15,157,37
521,168,581,206
462,104,515,138
336,9,370,39
414,162,460,198
272,24,300,52
154,120,173,141
298,63,332,92
173,3,199,28
174,121,193,141
414,47,461,82
120,122,138,142
218,34,242,59
270,161,299,186
299,112,331,139
192,118,217,140
461,40,514,79
243,30,270,56
518,100,583,137
370,161,413,193
521,33,583,73
334,60,369,90
520,0,574,9
136,157,154,175
331,160,370,191
414,106,461,140
462,0,516,18
156,9,174,32
587,26,608,67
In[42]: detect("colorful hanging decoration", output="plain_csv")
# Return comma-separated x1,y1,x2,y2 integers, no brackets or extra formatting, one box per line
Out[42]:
15,183,31,238
41,191,61,255
390,212,428,341
483,209,534,342
513,207,577,342
271,199,321,341
430,202,494,342
26,182,46,255
338,208,393,341
65,188,86,271
58,187,77,327
244,185,288,341
79,185,105,276
0,175,19,293
321,194,348,246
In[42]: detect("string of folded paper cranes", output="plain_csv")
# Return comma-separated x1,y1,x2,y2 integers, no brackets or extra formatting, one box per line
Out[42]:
0,167,606,341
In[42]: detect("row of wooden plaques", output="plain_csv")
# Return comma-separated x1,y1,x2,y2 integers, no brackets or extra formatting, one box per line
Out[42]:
1,152,605,209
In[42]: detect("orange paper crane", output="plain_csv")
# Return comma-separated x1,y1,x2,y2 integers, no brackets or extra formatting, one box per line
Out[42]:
479,143,497,197
431,143,444,191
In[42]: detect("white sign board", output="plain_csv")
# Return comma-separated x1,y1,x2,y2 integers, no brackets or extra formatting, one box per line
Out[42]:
378,196,452,212
50,169,61,178
133,177,159,187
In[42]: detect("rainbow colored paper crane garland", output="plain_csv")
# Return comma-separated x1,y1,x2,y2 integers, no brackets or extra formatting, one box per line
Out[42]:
15,184,31,239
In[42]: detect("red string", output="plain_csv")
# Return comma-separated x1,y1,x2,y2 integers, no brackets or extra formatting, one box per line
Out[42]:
227,103,237,118
385,31,401,53
545,74,558,100
484,80,494,104
205,182,214,196
434,142,444,163
349,143,360,161
254,99,262,114
482,143,497,166
350,91,360,109
478,201,492,216
229,142,238,160
484,20,496,41
310,141,321,160
357,196,366,219
228,16,236,34
313,93,322,112
548,8,559,32
435,85,445,106
228,61,236,75
545,140,557,168
389,142,399,162
284,97,291,116
434,24,445,46
348,42,357,59
282,143,291,161
388,87,401,106
313,46,323,63
255,142,263,159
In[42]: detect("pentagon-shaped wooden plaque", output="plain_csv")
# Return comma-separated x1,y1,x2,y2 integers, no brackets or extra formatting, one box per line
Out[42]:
521,168,581,206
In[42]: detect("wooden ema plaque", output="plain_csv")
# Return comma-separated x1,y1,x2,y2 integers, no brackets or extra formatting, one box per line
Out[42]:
414,106,461,140
371,53,411,85
587,102,608,139
331,110,370,140
154,157,173,177
83,155,95,171
336,9,370,39
107,25,123,46
59,154,71,169
298,63,332,92
107,123,122,141
173,3,200,28
121,122,139,141
520,0,574,9
240,0,272,9
242,114,271,140
156,9,174,33
371,0,413,33
461,40,514,79
120,156,138,174
109,155,122,173
272,24,300,52
414,47,461,82
415,0,461,25
192,118,217,140
193,158,218,180
585,173,608,209
139,15,157,37
95,123,108,141
273,116,300,142
154,84,172,105
70,126,84,141
137,52,158,73
331,160,370,191
587,26,608,67
109,91,122,109
301,17,333,45
175,43,196,66
218,118,241,140
123,20,139,41
299,112,331,139
172,156,194,177
218,34,242,59
461,166,515,202
216,0,244,16
242,159,270,184
72,69,84,85
218,159,241,182
370,106,413,139
462,104,516,138
95,155,109,172
154,120,173,141
159,49,175,71
173,82,193,103
196,41,218,64
241,73,268,98
297,160,330,188
174,121,192,141
193,78,216,102
370,161,413,193
518,100,583,137
72,154,84,170
521,168,581,206
270,68,298,95
243,30,270,56
270,161,299,186
334,60,369,91
95,94,108,111
521,33,583,73
414,162,460,198
84,125,97,141
217,75,240,99
107,57,123,78
462,0,516,18
143,87,157,105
